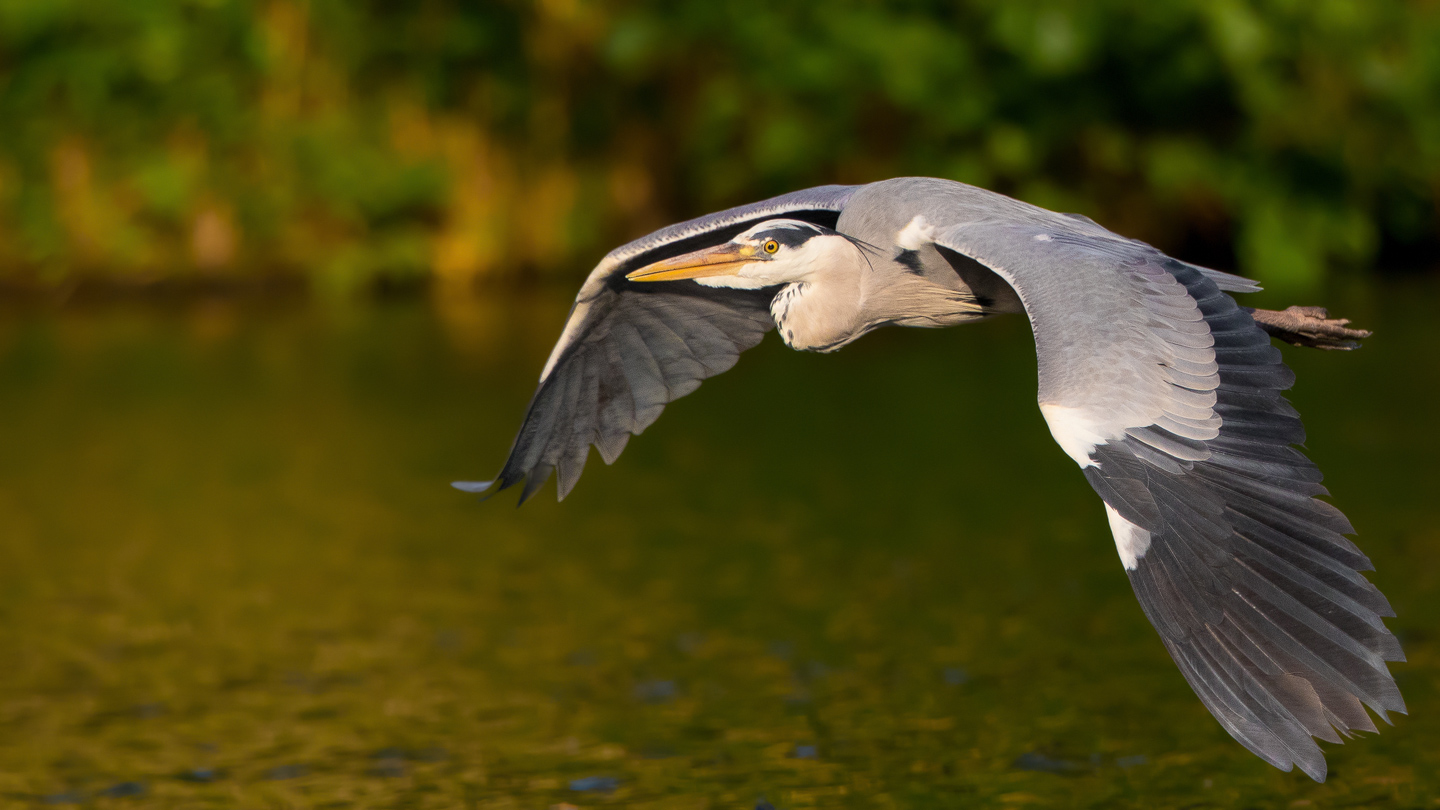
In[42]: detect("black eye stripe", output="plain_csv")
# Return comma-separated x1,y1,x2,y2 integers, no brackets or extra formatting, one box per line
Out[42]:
753,228,816,249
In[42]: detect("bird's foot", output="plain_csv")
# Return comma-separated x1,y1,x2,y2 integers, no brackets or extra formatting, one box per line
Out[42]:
1248,305,1372,350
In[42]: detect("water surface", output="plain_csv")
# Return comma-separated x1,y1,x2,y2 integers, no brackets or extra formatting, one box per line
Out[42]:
1,280,1436,807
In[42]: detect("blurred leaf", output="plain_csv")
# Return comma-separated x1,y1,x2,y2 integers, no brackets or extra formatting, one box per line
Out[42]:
0,0,1435,286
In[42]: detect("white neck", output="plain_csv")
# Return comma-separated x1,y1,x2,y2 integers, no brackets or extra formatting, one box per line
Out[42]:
769,239,869,352
695,230,987,352
770,243,989,352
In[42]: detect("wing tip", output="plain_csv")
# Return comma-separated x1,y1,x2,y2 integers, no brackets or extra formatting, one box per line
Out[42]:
451,480,495,493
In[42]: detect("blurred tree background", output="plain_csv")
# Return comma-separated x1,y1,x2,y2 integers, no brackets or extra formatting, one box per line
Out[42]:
0,0,1437,295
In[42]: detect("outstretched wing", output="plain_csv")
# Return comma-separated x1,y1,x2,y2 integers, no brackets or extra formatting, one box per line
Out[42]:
931,214,1400,782
463,185,857,503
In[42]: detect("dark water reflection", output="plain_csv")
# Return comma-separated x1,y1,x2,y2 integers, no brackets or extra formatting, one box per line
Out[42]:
0,278,1436,807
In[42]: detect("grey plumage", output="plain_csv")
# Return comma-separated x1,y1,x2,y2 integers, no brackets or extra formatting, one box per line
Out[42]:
1088,263,1401,781
486,187,854,501
459,177,1398,780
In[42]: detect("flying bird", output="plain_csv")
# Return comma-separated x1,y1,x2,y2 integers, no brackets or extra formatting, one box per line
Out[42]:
456,177,1397,781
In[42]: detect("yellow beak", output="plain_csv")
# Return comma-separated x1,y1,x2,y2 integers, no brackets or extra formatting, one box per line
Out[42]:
626,243,758,282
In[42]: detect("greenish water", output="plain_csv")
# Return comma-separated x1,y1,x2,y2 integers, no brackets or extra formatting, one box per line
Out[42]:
0,280,1436,808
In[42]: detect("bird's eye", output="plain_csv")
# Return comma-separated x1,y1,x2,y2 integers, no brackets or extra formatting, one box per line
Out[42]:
763,240,780,254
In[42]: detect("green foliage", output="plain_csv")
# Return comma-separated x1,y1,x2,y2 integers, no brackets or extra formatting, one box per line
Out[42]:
0,0,1437,289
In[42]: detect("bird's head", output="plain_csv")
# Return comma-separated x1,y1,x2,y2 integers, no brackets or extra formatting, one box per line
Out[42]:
626,219,856,289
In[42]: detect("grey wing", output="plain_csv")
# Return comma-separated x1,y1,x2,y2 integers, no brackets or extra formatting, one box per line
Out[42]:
933,218,1401,782
466,185,857,503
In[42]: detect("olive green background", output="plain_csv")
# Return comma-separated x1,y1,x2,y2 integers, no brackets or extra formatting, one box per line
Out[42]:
1,276,1436,807
1,1,1438,291
3,2,1439,807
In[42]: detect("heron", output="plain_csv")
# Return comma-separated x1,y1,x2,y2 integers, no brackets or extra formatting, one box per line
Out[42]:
455,177,1396,781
